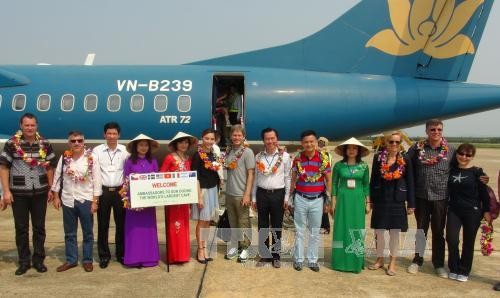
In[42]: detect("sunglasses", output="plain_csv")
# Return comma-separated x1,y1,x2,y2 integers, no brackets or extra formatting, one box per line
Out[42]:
388,140,401,145
430,128,443,132
457,151,473,158
70,139,84,144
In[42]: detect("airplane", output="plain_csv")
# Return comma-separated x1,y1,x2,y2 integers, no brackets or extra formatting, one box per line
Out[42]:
1,0,499,148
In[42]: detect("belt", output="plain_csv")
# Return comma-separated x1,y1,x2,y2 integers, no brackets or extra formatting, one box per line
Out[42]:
257,187,285,193
102,186,120,192
295,191,323,200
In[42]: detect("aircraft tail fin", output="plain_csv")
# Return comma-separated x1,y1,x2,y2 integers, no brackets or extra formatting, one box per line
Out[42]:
190,0,493,81
0,69,30,88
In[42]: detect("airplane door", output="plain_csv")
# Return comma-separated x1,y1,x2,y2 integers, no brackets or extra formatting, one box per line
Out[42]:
212,75,245,147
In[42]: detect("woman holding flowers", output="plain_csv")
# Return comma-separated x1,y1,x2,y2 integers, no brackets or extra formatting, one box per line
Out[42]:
446,143,491,282
191,129,221,263
160,132,198,264
369,131,414,276
331,137,370,273
121,134,160,268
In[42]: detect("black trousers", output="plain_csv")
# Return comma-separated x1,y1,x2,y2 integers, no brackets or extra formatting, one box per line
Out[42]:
446,207,482,276
97,188,125,261
256,188,285,260
413,198,447,268
11,193,47,266
321,212,330,232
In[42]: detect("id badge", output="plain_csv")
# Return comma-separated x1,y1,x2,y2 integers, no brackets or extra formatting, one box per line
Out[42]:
347,179,356,189
107,165,117,172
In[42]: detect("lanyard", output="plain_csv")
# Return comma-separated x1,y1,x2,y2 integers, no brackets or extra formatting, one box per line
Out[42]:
264,152,277,167
107,148,118,165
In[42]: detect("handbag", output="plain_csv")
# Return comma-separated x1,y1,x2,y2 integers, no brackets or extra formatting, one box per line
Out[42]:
216,209,231,242
488,170,500,220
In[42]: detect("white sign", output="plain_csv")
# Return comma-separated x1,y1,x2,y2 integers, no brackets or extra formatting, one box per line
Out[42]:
129,171,198,208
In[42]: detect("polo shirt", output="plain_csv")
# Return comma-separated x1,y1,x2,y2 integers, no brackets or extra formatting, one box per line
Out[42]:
292,150,331,196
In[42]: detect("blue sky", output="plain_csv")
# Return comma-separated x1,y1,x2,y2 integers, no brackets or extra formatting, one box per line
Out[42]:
1,0,498,137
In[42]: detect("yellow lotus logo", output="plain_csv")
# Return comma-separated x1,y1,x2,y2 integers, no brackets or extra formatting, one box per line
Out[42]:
366,0,484,59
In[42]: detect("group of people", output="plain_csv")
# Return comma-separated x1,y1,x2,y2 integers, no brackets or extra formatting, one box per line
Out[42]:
0,114,495,288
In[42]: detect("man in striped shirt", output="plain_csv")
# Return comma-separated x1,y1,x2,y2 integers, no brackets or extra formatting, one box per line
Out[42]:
0,113,57,275
290,130,332,272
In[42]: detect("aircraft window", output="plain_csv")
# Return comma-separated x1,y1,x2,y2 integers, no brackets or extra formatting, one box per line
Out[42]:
12,94,26,111
130,94,144,112
37,94,51,112
154,94,168,112
61,94,75,112
177,95,191,112
107,94,121,112
84,94,98,112
0,95,2,109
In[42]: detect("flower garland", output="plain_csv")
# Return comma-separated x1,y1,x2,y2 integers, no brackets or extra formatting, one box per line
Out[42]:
198,146,221,172
119,177,130,209
223,144,247,170
416,138,449,165
255,147,284,176
63,148,94,183
294,150,329,182
480,220,494,256
378,149,405,180
12,130,50,168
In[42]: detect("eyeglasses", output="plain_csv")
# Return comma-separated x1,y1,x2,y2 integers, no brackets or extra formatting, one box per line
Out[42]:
70,139,84,144
457,152,473,158
430,128,443,132
388,140,401,145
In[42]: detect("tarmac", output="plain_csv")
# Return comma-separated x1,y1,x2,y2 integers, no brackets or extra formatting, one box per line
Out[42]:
0,148,499,297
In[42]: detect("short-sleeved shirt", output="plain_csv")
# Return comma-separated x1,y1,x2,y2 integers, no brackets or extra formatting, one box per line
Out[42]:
0,134,57,197
225,146,255,197
292,150,331,196
407,141,455,201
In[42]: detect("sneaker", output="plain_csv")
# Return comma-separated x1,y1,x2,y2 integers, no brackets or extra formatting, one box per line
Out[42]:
448,273,458,280
407,263,419,274
225,247,239,260
456,275,468,282
436,267,448,279
237,249,249,263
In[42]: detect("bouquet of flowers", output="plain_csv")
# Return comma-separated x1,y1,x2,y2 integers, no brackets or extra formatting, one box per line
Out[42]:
480,220,494,256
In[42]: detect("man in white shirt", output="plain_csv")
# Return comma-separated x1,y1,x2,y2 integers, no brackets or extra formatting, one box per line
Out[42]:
252,128,291,268
92,122,128,268
51,131,102,272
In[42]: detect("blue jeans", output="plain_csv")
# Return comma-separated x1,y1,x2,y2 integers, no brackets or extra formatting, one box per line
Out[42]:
62,200,94,264
293,193,323,264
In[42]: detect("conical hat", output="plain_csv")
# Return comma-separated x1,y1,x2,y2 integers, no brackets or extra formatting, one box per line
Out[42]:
334,137,370,157
168,132,198,151
126,134,160,153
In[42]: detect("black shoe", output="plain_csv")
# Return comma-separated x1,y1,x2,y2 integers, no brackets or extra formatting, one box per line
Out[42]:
99,259,110,269
33,263,47,273
493,282,500,291
15,264,31,276
293,262,303,271
309,263,320,272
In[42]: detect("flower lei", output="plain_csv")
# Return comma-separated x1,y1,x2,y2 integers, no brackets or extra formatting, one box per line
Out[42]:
119,177,130,209
256,147,285,176
198,146,221,172
416,138,449,165
223,144,247,170
63,148,94,183
480,220,494,256
294,150,329,182
379,149,405,180
12,130,50,168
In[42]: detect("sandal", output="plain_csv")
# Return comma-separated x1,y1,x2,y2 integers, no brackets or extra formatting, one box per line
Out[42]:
368,263,384,270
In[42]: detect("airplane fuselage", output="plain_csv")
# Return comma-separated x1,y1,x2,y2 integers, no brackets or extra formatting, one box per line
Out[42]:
0,65,499,143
